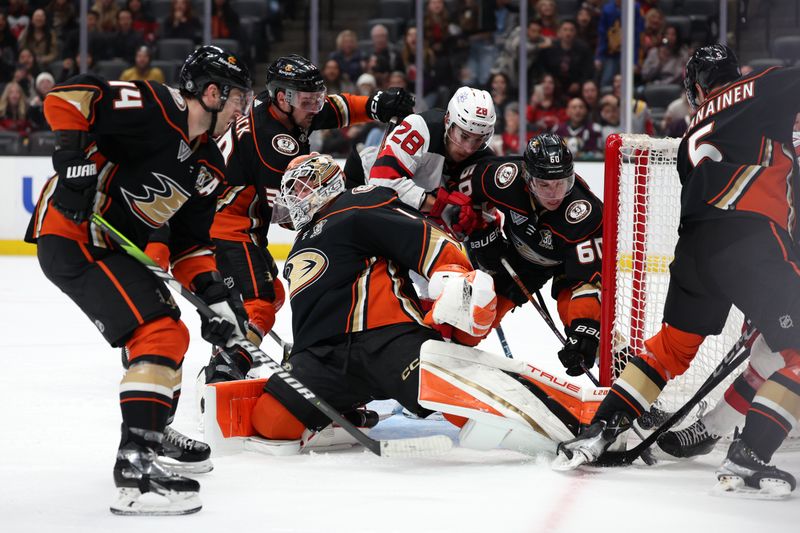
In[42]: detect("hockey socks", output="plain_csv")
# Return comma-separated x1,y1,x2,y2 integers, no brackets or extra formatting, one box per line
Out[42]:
740,367,800,462
597,356,667,422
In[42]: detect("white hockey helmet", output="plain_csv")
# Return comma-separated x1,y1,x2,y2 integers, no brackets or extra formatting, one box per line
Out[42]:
444,86,496,148
277,153,345,230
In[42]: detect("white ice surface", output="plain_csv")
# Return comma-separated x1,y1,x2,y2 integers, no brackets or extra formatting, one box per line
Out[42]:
1,256,798,532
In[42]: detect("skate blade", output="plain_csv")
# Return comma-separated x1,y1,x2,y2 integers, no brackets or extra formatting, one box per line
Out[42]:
551,449,591,471
110,487,202,516
711,476,792,500
156,456,214,474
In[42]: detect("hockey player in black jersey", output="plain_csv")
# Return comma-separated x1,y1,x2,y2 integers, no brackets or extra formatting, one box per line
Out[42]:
25,46,252,514
200,54,414,383
461,133,603,375
244,154,498,441
555,44,800,499
345,86,497,237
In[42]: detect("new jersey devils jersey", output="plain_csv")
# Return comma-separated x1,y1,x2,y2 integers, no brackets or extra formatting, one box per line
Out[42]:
463,156,603,306
358,108,495,210
212,92,371,245
26,74,225,285
283,186,470,353
677,66,800,232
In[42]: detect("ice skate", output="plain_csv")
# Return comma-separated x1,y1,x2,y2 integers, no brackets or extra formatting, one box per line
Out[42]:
552,412,631,471
713,438,796,500
111,441,202,515
156,426,213,474
657,418,721,458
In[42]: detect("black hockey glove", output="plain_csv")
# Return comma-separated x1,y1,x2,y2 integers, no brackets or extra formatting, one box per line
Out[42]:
192,271,249,348
558,319,600,377
466,224,507,275
367,88,415,123
50,131,98,222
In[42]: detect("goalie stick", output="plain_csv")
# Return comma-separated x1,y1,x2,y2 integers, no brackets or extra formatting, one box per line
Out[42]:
594,323,756,466
90,214,453,458
499,256,658,464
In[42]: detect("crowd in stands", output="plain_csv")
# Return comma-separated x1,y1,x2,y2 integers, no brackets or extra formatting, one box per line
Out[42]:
0,0,289,152
316,0,737,160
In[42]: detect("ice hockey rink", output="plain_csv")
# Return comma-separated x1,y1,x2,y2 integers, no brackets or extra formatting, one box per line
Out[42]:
2,255,799,533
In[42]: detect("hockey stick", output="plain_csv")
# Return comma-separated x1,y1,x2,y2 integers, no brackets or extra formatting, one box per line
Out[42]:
90,214,453,458
500,255,657,464
496,325,513,359
378,116,399,154
595,323,757,466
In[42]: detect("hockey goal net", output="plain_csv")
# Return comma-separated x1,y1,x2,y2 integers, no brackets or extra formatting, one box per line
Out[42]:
599,133,746,414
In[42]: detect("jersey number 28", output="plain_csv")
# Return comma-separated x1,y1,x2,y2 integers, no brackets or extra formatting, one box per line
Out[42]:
390,120,424,156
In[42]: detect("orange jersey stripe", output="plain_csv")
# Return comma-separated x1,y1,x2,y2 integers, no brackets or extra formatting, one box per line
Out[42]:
96,258,145,324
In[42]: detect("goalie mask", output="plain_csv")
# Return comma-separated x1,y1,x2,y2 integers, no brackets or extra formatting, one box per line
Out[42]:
277,154,345,230
445,86,496,153
523,133,575,209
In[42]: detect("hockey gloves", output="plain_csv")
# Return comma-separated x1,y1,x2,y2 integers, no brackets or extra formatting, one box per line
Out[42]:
428,188,481,240
51,131,98,222
426,265,497,338
466,223,507,275
192,271,249,348
558,319,600,377
367,88,415,123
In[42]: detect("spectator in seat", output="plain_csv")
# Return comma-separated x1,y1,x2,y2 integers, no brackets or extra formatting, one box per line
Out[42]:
329,29,363,86
322,58,354,95
111,9,143,62
387,70,407,90
555,96,601,157
211,0,241,44
92,0,120,33
581,79,601,122
611,73,654,134
541,19,595,96
364,52,392,89
463,0,518,87
488,71,511,133
492,18,552,86
575,6,598,50
425,0,454,57
45,0,77,42
0,13,20,83
536,0,560,38
356,73,377,96
595,0,642,87
500,102,532,155
61,9,109,74
126,0,158,44
7,0,30,40
639,8,664,65
17,8,59,67
526,73,567,134
14,47,39,95
641,24,689,85
598,93,621,145
119,44,164,83
367,24,398,73
162,0,201,43
0,80,32,136
27,70,54,131
662,92,690,137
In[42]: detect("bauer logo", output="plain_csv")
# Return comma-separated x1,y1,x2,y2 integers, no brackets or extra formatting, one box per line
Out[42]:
566,200,591,224
272,134,299,156
494,162,518,189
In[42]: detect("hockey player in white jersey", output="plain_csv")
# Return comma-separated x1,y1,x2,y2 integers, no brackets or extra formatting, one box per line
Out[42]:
344,86,496,237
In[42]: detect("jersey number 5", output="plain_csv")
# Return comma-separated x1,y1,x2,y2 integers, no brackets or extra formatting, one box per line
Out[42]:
687,122,722,168
390,120,424,156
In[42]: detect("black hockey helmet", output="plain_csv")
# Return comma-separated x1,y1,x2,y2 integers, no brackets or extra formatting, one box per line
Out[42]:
523,133,575,204
179,45,252,109
684,43,741,109
265,55,326,112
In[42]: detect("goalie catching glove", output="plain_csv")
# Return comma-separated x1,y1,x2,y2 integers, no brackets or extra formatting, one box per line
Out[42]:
557,319,599,376
191,271,249,347
425,265,497,337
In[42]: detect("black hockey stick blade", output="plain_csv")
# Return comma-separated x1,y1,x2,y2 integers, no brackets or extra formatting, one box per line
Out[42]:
90,214,453,458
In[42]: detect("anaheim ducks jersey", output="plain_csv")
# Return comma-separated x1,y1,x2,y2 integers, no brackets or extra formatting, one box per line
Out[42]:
677,66,800,233
25,74,225,285
283,185,470,353
360,108,495,210
463,156,603,322
212,91,372,245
